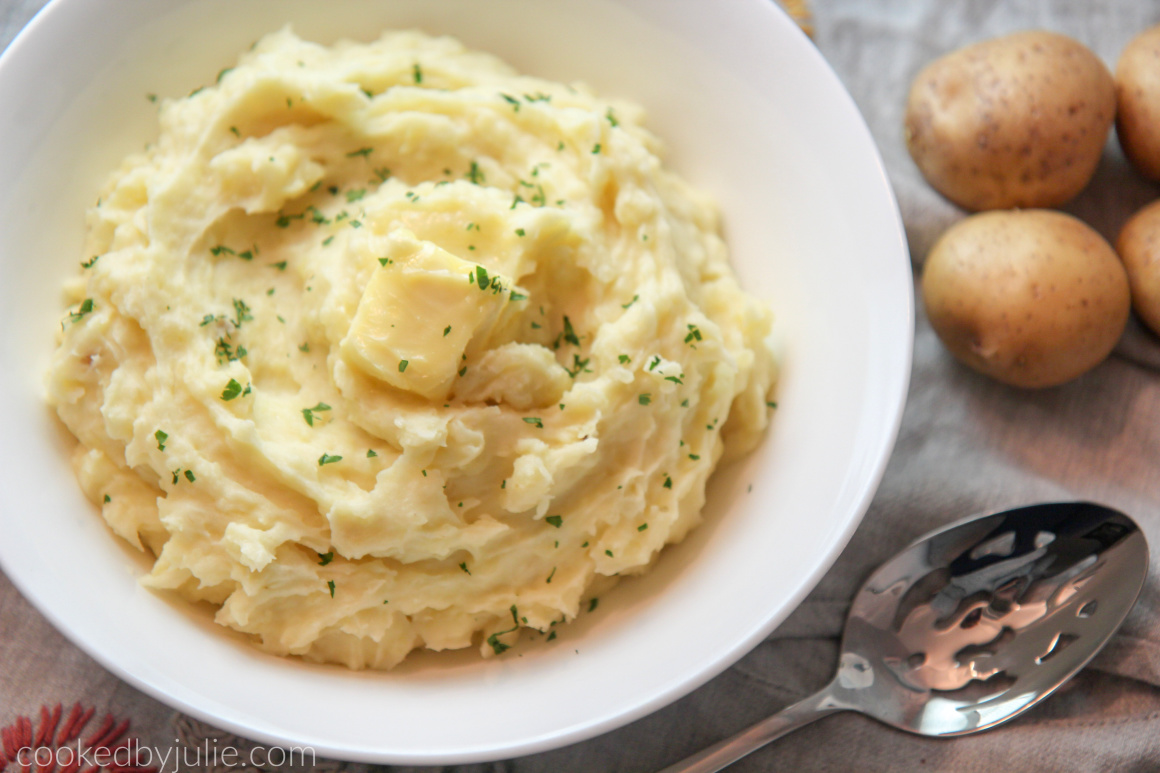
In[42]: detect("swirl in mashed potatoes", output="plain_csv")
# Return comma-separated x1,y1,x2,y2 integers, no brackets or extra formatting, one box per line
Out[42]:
46,29,776,669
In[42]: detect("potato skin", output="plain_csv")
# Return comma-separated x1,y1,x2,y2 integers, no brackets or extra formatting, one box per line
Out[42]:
1116,25,1160,181
922,210,1130,388
905,31,1115,211
1115,199,1160,336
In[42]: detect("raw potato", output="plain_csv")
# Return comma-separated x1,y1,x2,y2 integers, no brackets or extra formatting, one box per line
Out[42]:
1115,199,1160,337
1116,25,1160,181
923,210,1130,388
905,31,1115,211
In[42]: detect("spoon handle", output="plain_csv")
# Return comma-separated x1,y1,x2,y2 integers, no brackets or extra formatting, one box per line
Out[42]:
657,686,844,773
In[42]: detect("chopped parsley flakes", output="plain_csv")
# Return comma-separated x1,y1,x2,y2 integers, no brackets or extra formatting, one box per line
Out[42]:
67,298,95,324
562,316,581,346
302,402,331,427
232,298,253,327
467,160,485,184
486,605,520,654
220,378,250,401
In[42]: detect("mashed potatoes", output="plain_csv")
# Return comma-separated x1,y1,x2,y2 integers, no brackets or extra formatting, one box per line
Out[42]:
46,29,776,669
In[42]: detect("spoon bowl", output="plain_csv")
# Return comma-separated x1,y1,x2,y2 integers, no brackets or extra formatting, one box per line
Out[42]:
661,501,1149,772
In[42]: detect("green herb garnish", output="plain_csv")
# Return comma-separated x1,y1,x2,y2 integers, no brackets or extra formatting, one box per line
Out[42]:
467,160,485,185
67,298,95,324
485,605,520,655
302,402,331,427
232,298,253,328
220,378,245,401
562,316,580,346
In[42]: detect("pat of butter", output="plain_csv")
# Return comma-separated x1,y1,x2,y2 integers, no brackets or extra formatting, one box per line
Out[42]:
340,230,521,400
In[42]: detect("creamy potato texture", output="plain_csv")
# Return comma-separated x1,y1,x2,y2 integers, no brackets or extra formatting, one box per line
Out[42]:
47,29,776,669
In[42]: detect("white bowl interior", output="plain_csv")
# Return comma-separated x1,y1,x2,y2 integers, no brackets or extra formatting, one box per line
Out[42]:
0,0,911,763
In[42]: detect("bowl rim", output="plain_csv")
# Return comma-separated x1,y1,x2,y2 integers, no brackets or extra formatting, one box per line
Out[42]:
0,0,913,763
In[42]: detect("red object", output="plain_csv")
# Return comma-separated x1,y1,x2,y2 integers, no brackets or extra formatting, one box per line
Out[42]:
0,705,157,773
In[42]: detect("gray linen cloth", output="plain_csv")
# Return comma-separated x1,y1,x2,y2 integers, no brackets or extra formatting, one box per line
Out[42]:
4,1,1160,771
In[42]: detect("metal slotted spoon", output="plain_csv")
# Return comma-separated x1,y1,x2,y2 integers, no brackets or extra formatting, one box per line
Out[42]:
660,501,1149,773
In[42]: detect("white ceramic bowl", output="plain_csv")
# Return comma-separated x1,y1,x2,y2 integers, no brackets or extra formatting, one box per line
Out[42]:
0,0,911,764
